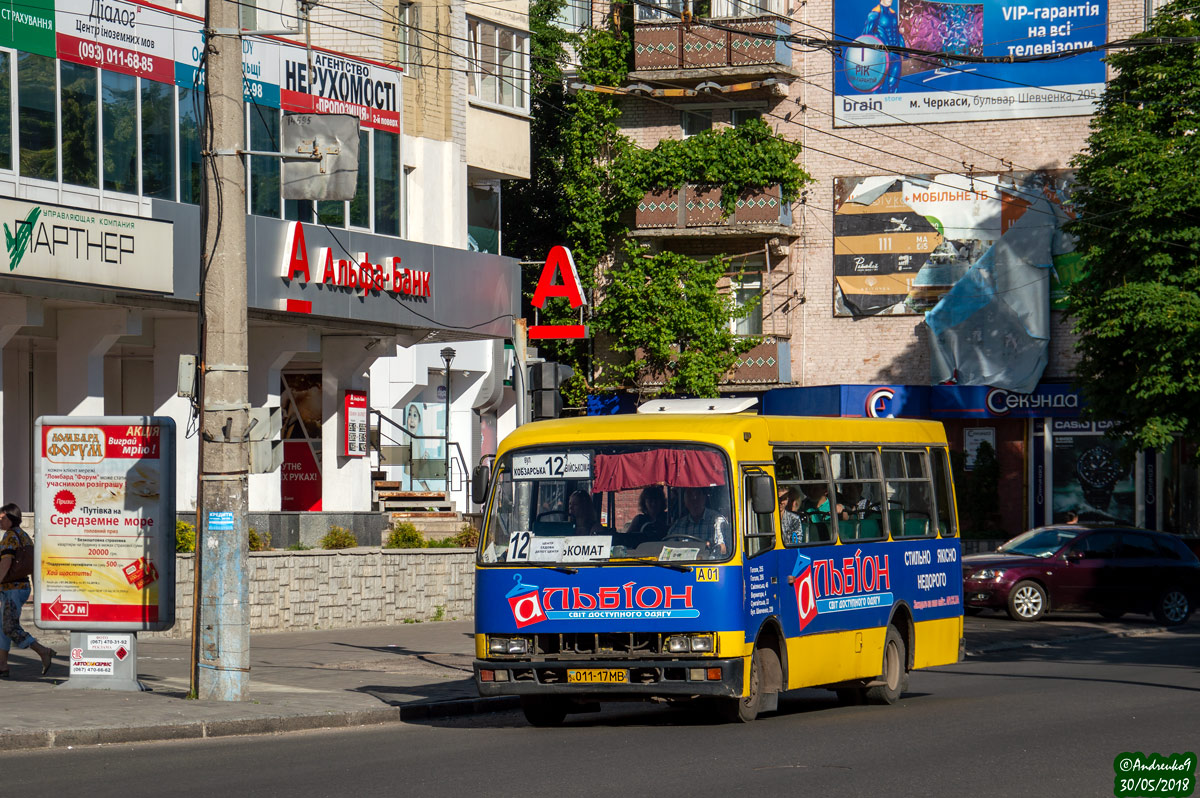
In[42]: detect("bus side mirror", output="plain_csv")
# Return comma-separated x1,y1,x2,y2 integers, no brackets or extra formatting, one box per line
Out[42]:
750,475,775,515
471,464,491,506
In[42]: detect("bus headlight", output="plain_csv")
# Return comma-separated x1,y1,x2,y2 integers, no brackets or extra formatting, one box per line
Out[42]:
666,634,715,653
488,636,529,655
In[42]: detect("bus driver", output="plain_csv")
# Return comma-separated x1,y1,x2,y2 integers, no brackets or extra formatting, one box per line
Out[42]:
668,487,729,559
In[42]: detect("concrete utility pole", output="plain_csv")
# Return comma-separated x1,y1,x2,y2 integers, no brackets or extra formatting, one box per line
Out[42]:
194,0,250,701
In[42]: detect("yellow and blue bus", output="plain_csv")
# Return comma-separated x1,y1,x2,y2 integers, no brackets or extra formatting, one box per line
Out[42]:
472,402,964,725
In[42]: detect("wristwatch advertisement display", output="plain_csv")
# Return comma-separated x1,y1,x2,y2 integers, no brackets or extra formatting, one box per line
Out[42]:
1075,445,1125,510
1051,430,1135,524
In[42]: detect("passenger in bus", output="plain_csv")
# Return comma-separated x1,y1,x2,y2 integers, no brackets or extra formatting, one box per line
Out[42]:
625,486,670,535
568,490,603,535
668,487,728,558
800,483,843,522
837,482,872,520
778,485,803,544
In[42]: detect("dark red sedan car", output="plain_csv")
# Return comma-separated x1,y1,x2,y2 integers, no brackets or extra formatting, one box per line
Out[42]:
962,526,1200,625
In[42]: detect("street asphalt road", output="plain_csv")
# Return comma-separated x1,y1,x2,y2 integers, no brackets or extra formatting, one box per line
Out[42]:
3,616,1196,798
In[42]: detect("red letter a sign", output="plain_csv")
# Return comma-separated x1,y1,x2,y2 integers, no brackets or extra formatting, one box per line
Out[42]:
281,222,311,283
531,246,585,309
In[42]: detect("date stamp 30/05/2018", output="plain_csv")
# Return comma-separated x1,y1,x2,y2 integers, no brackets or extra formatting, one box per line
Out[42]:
1114,753,1196,798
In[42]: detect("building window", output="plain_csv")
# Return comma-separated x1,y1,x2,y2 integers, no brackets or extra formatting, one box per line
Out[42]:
317,200,344,226
555,0,589,31
60,62,98,188
178,87,204,205
350,128,371,228
0,52,10,171
637,0,680,21
141,79,175,200
712,0,783,16
249,104,280,217
467,18,529,112
730,257,764,336
682,109,712,138
730,108,761,127
18,52,57,181
285,198,313,223
102,70,137,193
374,129,400,236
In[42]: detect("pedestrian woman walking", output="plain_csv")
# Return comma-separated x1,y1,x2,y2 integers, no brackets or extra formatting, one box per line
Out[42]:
0,503,55,677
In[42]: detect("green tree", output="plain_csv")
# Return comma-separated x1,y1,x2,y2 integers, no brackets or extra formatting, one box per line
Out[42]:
1067,0,1200,451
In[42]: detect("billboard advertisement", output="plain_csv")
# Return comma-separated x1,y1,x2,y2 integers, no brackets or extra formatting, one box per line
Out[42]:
833,0,1107,126
33,417,176,631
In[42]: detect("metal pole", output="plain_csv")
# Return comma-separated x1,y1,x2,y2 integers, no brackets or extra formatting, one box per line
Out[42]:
195,0,250,701
440,347,455,492
513,319,528,426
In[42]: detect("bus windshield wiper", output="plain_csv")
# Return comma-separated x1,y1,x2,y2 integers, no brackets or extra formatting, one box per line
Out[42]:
607,557,692,573
548,565,579,574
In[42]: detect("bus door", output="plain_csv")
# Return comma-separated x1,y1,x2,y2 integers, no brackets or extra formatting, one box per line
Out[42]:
742,467,779,636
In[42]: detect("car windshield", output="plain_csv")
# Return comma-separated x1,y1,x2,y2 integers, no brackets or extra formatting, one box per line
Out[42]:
479,443,734,565
997,527,1083,557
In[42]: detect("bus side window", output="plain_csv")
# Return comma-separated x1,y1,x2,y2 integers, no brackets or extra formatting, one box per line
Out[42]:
832,448,886,542
883,448,936,539
931,447,959,537
744,473,776,558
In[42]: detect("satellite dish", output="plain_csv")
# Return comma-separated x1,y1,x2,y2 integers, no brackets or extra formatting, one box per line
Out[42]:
281,112,360,202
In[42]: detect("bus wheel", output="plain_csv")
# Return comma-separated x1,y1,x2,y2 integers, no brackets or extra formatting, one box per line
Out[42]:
720,647,766,723
865,626,908,705
520,696,567,727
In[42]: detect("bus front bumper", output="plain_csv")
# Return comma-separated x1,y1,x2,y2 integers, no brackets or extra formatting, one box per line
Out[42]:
474,657,744,698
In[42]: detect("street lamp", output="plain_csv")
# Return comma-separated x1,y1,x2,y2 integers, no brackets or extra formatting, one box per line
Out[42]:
440,347,456,491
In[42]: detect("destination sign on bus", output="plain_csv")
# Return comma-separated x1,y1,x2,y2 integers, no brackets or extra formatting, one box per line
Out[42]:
511,452,591,480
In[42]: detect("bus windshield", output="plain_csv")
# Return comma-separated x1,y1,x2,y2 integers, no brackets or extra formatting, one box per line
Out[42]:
479,443,734,565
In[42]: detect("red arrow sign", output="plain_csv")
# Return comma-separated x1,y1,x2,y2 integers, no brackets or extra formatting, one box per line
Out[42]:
47,595,89,620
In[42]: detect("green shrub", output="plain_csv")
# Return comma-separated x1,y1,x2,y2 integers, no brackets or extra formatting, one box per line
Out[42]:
451,523,479,548
286,542,313,551
176,520,196,553
248,527,271,552
384,522,425,549
319,526,357,550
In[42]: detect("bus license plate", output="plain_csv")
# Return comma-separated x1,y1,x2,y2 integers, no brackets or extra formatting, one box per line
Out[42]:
567,668,628,684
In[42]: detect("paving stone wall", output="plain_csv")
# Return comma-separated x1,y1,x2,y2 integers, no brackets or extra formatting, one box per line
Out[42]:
152,549,475,639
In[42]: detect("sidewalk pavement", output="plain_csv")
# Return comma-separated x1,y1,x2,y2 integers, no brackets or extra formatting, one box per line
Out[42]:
0,615,1185,751
0,620,518,751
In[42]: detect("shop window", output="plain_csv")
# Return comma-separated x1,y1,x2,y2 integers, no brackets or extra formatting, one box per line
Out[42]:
349,129,371,228
178,87,204,205
102,70,137,193
141,79,175,200
317,200,344,227
374,129,400,236
60,61,97,188
249,104,280,218
681,110,712,139
285,199,313,223
18,51,57,181
0,52,10,171
467,18,529,112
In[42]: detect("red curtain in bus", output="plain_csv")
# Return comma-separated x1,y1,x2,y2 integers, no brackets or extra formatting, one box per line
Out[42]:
592,449,726,492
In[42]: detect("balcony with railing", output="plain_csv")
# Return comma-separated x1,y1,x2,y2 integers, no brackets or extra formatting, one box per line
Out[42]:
633,184,794,236
632,17,794,79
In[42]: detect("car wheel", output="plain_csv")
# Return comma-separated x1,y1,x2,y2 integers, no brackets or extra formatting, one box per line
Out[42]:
719,647,765,723
1098,609,1125,621
1007,580,1048,622
865,626,908,705
1153,587,1192,627
520,696,567,727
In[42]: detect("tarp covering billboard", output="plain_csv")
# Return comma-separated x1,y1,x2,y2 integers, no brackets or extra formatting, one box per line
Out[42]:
833,0,1106,126
833,171,1078,392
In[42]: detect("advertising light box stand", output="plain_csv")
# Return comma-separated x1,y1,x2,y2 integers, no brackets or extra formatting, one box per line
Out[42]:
34,417,177,691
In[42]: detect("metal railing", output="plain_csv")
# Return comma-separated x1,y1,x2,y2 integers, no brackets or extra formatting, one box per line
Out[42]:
370,408,469,494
